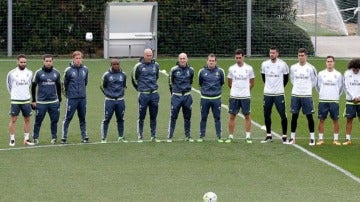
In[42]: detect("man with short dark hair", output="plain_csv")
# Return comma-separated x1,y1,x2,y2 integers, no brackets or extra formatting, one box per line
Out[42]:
225,49,255,144
288,48,317,145
6,54,34,146
100,58,128,143
197,53,225,143
31,54,62,144
260,47,289,144
315,56,343,146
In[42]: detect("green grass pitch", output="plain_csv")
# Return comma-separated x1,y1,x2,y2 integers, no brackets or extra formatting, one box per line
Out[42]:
0,56,359,201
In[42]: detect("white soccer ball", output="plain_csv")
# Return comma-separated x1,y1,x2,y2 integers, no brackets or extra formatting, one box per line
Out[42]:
203,192,217,202
160,69,167,74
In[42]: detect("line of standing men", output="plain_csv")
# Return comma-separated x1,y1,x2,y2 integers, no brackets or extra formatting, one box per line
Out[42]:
7,51,89,146
6,48,360,146
141,47,360,145
260,47,359,146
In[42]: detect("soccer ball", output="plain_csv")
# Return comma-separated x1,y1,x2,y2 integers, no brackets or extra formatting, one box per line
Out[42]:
203,192,217,202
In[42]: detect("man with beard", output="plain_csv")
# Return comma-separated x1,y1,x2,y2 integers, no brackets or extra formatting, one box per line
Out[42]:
6,54,34,146
31,54,62,144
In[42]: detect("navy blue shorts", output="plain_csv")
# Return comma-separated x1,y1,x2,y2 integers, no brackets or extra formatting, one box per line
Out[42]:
263,95,287,119
9,103,32,117
290,96,314,115
344,104,360,119
318,102,339,120
228,98,250,115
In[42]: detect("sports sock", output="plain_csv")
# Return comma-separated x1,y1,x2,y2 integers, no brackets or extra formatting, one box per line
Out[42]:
290,132,295,139
245,132,251,139
10,134,15,141
310,132,315,140
24,133,30,140
334,133,339,140
346,134,351,140
318,133,323,140
228,134,233,139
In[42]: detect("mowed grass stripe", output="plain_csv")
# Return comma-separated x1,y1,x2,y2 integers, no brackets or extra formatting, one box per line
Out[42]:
0,58,359,201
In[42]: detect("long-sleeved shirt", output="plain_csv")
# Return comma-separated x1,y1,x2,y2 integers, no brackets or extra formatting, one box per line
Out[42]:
168,63,194,94
198,65,225,99
101,68,127,99
31,66,62,103
131,58,159,92
6,67,33,104
290,62,317,97
63,63,88,99
344,69,360,103
316,68,343,102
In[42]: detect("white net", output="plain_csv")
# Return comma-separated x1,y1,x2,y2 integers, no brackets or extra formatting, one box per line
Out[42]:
294,0,348,36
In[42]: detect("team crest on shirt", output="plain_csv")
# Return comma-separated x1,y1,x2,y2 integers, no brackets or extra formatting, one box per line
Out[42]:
119,75,123,81
176,71,181,76
109,76,114,82
187,70,190,76
216,72,219,77
71,72,76,78
82,70,86,77
153,67,156,72
53,73,57,78
41,73,45,77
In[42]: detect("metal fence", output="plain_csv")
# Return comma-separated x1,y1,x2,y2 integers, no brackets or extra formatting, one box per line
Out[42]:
1,0,359,57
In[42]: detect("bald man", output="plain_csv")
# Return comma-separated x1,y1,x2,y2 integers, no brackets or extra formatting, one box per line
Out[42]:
167,53,195,142
131,49,161,142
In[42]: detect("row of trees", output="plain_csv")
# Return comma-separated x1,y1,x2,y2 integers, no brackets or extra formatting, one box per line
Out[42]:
0,0,314,56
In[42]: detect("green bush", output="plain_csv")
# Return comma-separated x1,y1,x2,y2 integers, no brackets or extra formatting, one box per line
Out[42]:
251,17,314,56
0,0,314,56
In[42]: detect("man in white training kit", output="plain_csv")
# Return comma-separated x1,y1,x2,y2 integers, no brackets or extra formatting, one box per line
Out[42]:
6,54,35,146
226,49,255,144
343,58,360,145
260,46,289,144
315,56,343,146
288,48,317,145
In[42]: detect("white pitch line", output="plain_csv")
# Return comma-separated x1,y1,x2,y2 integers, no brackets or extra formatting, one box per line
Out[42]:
187,72,360,184
1,70,359,184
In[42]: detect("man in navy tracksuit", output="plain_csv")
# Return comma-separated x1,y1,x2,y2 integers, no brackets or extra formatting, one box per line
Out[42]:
131,48,160,142
100,58,128,143
31,54,62,144
61,51,89,144
197,53,225,142
167,53,194,142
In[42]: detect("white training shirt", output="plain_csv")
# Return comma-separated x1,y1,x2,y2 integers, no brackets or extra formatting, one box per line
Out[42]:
261,58,289,95
316,68,343,101
343,69,360,101
290,62,317,97
227,62,255,98
6,67,33,102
